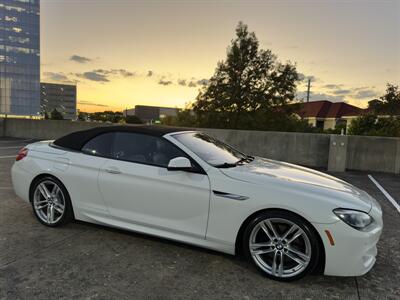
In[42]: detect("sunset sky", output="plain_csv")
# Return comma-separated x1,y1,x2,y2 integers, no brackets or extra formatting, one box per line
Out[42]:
40,0,400,112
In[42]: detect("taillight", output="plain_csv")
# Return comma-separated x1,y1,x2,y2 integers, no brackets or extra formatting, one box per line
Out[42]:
16,148,28,161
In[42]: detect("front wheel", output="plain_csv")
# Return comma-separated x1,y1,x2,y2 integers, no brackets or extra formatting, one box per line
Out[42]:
243,210,320,281
31,176,73,227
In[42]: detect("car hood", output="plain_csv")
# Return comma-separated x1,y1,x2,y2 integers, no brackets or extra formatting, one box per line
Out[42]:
219,157,374,209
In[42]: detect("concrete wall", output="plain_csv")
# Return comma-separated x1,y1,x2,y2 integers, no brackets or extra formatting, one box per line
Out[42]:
202,128,329,168
347,135,400,174
3,118,111,140
0,118,4,137
1,118,399,174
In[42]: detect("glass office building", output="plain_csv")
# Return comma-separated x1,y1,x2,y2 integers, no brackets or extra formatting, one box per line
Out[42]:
0,0,40,116
41,83,77,120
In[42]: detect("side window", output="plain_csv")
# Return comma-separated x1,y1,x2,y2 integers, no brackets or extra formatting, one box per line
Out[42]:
81,132,114,157
112,132,188,167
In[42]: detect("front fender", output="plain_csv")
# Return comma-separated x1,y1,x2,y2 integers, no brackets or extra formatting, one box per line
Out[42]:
205,170,365,250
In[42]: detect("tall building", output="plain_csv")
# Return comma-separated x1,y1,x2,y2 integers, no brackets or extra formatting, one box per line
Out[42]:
0,0,40,116
40,82,77,120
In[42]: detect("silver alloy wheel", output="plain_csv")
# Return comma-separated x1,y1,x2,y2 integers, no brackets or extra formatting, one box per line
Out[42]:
249,218,312,278
33,180,65,225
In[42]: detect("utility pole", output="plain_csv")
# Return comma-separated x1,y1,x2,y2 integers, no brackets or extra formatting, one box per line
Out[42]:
306,78,311,102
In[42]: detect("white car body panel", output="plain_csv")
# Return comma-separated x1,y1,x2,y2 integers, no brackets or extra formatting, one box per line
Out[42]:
11,134,383,277
98,159,211,238
60,151,110,218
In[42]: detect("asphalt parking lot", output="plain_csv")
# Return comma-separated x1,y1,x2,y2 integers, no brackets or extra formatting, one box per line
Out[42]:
0,137,399,299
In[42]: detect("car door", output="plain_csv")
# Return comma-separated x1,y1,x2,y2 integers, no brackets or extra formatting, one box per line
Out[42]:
64,132,114,218
98,131,211,238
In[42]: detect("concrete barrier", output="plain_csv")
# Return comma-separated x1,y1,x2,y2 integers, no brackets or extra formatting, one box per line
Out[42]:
347,135,400,174
202,128,329,168
2,118,111,140
0,118,4,137
327,135,348,172
1,118,399,174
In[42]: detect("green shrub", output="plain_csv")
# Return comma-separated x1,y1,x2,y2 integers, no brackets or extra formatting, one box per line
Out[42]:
348,115,400,137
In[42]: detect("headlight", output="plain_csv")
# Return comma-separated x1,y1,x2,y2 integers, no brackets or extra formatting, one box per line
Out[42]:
333,208,372,229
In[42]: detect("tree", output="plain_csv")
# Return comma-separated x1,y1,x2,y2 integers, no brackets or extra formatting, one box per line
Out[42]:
368,83,400,115
89,111,124,123
348,114,376,136
348,84,400,137
50,108,64,120
78,112,88,121
193,22,300,130
374,117,400,137
162,109,197,127
324,123,347,135
125,115,143,124
348,114,400,137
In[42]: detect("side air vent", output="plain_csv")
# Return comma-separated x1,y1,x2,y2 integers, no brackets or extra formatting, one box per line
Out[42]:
213,191,249,201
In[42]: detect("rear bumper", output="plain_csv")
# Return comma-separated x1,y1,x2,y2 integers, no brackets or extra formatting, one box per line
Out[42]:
314,214,383,276
11,162,32,203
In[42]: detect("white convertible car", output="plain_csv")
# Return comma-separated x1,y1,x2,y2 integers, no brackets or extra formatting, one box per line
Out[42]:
11,126,382,281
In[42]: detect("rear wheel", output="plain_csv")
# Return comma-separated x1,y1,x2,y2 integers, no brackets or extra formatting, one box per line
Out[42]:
243,210,320,281
31,176,73,227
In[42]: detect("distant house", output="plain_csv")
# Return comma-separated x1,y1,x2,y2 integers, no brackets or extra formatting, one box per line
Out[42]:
294,100,365,130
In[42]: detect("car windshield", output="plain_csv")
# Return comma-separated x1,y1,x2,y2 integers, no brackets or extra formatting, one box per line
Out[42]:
172,132,252,167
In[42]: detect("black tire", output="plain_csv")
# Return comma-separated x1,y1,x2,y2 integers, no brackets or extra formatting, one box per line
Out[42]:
30,176,74,227
242,210,320,282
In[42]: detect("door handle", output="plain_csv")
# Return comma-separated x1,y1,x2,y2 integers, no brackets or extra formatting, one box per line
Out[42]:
104,166,121,174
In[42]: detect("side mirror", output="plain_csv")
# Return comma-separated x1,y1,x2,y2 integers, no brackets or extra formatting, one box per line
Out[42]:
167,157,192,171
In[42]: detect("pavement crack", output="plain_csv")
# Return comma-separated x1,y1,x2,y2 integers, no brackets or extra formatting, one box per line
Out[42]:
355,277,361,300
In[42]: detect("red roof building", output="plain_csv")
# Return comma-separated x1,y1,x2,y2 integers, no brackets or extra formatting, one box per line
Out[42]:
294,100,365,130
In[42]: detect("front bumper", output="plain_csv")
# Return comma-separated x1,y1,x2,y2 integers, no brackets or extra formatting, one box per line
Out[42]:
314,204,383,276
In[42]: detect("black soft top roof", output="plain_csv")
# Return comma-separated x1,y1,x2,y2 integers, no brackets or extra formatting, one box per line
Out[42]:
53,125,194,151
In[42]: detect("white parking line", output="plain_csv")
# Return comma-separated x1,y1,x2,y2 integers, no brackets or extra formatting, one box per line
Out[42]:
0,146,22,149
0,139,33,143
368,174,400,214
0,155,15,159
